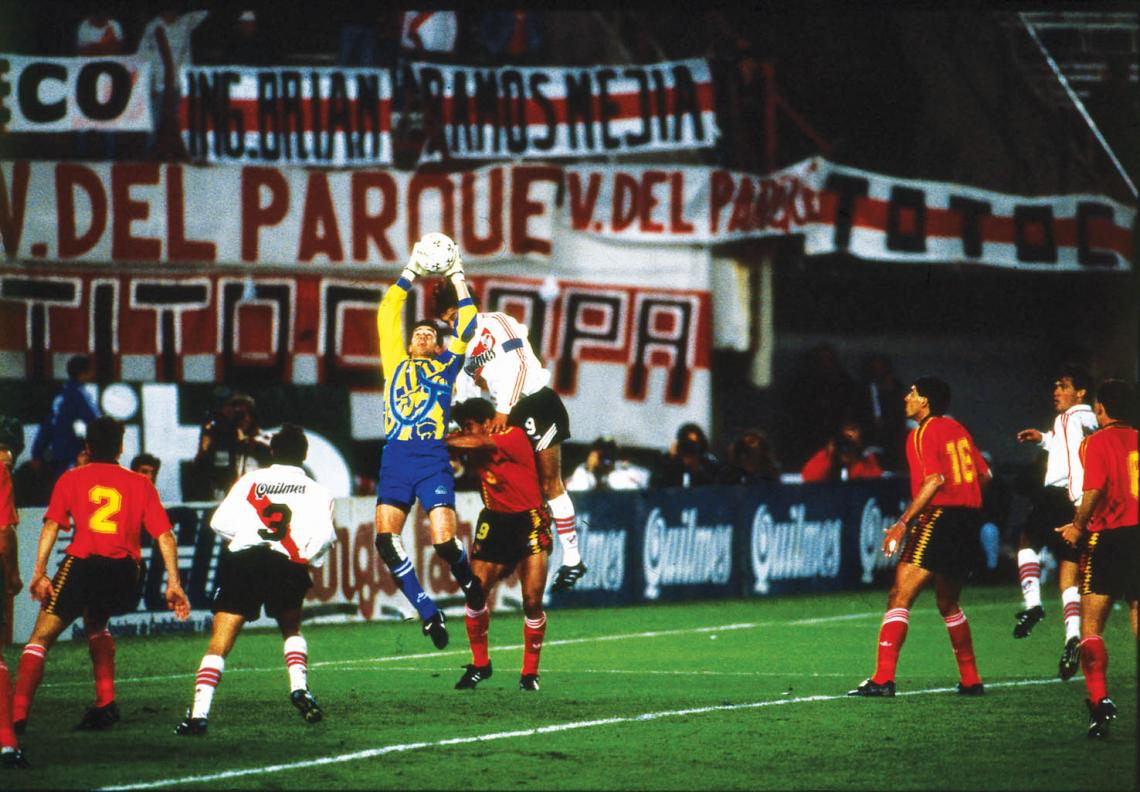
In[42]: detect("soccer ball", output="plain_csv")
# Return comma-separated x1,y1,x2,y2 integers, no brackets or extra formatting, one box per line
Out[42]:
414,232,459,274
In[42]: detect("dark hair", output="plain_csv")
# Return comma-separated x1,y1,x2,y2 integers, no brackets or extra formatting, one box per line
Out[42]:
676,422,709,455
0,415,24,457
453,398,496,425
1094,379,1135,423
1055,363,1091,396
432,280,480,317
67,354,92,380
411,319,443,345
86,416,124,461
270,424,308,465
225,393,256,409
130,453,161,473
912,376,951,416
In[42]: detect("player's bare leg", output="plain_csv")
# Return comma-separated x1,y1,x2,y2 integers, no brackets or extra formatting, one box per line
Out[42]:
12,612,71,731
850,562,932,697
1079,593,1118,738
374,504,449,648
177,612,246,735
518,550,550,690
934,575,983,693
1057,559,1082,679
457,560,503,690
541,445,586,591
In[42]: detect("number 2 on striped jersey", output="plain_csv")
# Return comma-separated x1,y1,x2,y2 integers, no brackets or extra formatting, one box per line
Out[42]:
945,438,976,485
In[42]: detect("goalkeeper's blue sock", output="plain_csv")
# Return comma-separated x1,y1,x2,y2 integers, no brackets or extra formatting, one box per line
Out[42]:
376,534,437,621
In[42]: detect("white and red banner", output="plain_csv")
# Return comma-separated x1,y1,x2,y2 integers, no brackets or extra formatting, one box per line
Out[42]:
408,58,718,161
0,158,1132,272
0,54,152,132
566,158,1135,272
179,65,394,165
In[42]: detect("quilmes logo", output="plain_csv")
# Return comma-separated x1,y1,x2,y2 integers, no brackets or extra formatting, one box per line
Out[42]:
254,482,306,498
750,503,841,595
643,508,732,599
858,497,905,583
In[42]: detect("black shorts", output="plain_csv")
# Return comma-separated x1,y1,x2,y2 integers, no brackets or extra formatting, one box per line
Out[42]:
1020,486,1078,562
899,506,983,579
508,387,571,452
471,507,553,566
1078,526,1140,600
45,554,141,624
211,545,312,621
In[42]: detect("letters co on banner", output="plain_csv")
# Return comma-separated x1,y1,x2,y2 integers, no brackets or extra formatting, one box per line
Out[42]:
0,55,152,132
407,58,718,160
179,66,394,166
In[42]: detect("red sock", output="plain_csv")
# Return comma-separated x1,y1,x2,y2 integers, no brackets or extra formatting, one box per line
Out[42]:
13,644,47,723
88,630,117,707
1080,635,1108,702
0,660,15,750
465,606,490,667
872,608,909,684
522,613,547,676
943,610,982,686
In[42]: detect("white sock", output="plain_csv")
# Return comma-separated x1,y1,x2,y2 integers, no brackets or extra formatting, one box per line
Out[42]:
284,635,308,692
1061,587,1081,641
1017,548,1042,609
191,654,224,719
547,493,580,566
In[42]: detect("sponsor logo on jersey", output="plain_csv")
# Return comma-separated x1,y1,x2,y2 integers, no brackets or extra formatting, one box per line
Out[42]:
255,482,307,498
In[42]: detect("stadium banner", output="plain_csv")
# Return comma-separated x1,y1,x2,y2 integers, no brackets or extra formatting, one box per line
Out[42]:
406,58,718,161
13,482,911,642
1,158,1131,272
178,65,394,165
0,54,153,132
566,157,1136,272
0,160,556,265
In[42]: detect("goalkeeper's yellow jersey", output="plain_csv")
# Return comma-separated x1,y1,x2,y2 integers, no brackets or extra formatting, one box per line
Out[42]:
377,276,477,443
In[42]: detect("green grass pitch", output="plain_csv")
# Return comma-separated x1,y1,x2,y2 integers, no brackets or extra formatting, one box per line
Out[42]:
4,584,1136,790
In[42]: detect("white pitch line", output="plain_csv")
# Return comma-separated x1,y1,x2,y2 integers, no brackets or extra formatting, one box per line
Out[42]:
97,677,1066,791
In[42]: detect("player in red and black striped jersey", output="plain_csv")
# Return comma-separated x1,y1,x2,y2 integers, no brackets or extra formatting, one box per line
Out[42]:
446,398,552,691
1054,379,1138,739
849,376,991,698
12,417,189,734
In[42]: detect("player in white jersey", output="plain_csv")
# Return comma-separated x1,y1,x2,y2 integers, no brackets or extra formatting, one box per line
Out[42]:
1011,366,1099,679
176,424,337,735
433,281,587,591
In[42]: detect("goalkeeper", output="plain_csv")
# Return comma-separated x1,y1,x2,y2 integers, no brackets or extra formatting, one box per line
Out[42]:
373,236,484,650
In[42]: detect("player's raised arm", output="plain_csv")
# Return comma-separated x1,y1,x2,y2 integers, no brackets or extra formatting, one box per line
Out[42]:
378,254,427,380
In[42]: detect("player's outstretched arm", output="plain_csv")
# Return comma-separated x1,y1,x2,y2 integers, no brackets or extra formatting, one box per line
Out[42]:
29,519,62,602
156,530,191,620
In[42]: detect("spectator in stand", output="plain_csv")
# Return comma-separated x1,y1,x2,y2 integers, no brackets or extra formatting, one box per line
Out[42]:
782,344,857,471
855,354,908,471
400,11,459,60
218,10,278,66
187,394,271,502
478,11,544,65
29,355,101,492
651,423,721,489
718,429,780,485
130,453,161,486
565,436,650,492
137,6,208,161
801,418,884,483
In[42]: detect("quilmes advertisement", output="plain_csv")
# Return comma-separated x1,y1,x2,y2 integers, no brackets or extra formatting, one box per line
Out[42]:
11,480,914,642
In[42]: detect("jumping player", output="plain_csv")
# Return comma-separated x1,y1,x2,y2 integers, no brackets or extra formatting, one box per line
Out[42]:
176,424,336,735
433,281,587,592
849,376,990,697
374,240,484,650
1011,366,1098,681
13,417,189,732
446,398,552,691
1054,379,1138,739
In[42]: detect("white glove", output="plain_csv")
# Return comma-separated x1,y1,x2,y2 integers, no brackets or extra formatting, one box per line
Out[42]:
442,252,464,279
404,243,430,278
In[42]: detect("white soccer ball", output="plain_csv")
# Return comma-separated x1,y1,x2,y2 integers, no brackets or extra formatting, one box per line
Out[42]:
414,232,459,274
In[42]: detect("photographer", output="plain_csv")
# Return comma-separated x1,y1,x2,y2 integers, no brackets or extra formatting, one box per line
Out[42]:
187,394,272,501
650,423,722,489
801,418,883,483
565,436,650,492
